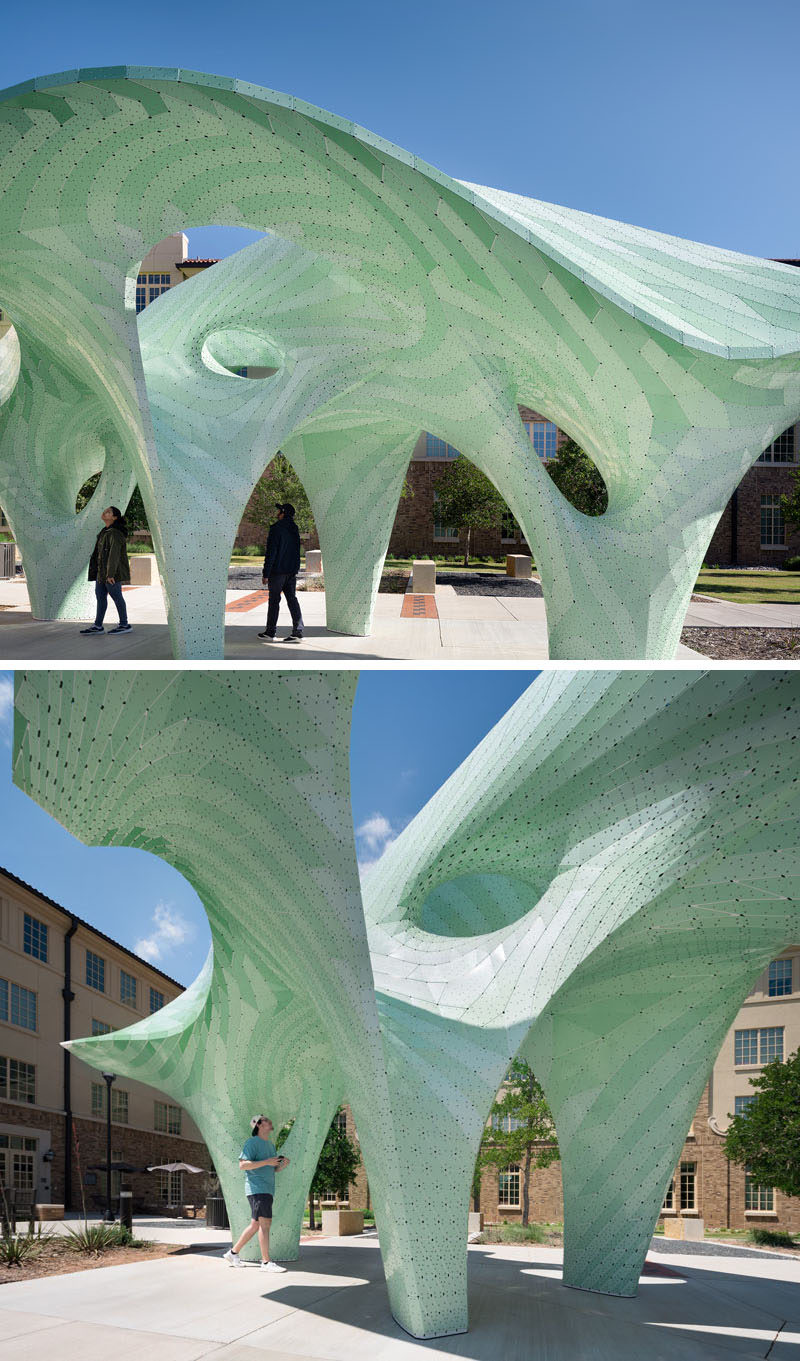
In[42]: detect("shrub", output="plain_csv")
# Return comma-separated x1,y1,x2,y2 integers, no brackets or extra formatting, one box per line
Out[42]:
477,1221,549,1245
749,1227,796,1248
783,556,800,571
0,1227,49,1266
64,1221,137,1254
245,545,262,557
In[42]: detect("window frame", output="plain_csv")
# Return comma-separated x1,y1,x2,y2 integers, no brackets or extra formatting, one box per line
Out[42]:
23,913,48,963
120,969,137,1008
85,949,105,993
497,1163,521,1208
0,1055,36,1104
760,494,786,549
767,959,792,997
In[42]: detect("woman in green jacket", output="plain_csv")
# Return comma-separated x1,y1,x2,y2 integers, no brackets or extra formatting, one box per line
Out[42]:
80,506,132,635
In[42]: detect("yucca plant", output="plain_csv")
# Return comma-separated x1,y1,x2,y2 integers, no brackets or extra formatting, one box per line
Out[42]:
0,1226,48,1266
64,1221,133,1255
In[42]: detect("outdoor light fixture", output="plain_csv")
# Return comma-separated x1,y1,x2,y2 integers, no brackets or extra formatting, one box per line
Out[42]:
102,1072,116,1223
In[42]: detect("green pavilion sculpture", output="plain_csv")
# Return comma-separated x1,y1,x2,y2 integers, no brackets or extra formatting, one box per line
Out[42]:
12,669,800,1338
2,70,800,657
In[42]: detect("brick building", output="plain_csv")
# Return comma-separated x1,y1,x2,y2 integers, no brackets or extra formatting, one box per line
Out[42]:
0,866,209,1214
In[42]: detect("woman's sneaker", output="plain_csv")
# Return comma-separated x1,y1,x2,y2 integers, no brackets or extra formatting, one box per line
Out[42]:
108,623,132,633
261,1260,286,1272
79,624,104,634
223,1249,244,1267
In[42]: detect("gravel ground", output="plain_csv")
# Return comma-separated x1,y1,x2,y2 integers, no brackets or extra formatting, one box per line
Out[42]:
649,1236,796,1260
445,573,545,598
681,627,800,660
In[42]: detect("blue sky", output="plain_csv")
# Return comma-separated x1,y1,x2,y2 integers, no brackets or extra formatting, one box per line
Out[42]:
1,0,799,258
0,671,536,985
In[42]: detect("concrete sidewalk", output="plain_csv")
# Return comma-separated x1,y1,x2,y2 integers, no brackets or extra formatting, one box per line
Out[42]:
0,579,713,660
1,1234,798,1360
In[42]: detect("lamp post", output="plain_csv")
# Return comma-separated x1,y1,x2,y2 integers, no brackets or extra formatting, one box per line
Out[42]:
102,1072,116,1222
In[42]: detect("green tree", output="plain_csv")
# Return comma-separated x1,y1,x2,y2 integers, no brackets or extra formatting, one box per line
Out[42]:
247,453,314,535
478,1058,558,1226
75,474,150,533
433,458,505,566
724,1049,800,1197
281,1110,361,1231
781,465,800,534
544,437,608,517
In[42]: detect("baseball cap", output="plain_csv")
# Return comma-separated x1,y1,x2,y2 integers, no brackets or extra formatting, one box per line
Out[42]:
275,502,295,517
250,1114,271,1132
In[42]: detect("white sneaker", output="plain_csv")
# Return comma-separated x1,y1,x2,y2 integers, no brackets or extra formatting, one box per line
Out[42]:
261,1260,287,1272
223,1249,244,1267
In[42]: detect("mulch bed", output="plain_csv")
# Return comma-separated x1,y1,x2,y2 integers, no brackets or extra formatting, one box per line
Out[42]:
682,627,800,659
0,1237,185,1284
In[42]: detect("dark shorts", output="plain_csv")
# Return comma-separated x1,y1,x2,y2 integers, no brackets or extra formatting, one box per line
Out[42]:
247,1192,273,1221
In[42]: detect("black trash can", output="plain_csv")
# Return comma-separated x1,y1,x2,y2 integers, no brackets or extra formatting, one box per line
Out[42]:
205,1195,229,1229
119,1188,133,1231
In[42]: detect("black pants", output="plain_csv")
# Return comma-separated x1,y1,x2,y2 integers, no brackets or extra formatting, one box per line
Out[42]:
266,573,303,637
94,579,128,627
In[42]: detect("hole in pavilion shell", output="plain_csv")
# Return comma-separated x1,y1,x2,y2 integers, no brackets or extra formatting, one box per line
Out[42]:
201,328,283,380
75,472,103,515
417,873,543,938
517,409,609,517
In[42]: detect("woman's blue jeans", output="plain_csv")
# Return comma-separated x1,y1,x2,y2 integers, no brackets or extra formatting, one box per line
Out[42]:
94,579,128,627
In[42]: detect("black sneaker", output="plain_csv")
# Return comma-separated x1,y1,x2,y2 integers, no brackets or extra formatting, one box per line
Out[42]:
283,633,303,643
79,625,104,634
258,631,278,642
108,623,132,634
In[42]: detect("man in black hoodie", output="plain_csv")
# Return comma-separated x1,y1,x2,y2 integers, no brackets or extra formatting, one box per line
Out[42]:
258,503,304,643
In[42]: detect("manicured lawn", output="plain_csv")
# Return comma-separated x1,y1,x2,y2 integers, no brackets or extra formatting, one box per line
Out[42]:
695,570,800,604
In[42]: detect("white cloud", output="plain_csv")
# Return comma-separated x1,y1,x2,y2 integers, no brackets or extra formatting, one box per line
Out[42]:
135,901,192,963
356,812,396,876
0,673,13,746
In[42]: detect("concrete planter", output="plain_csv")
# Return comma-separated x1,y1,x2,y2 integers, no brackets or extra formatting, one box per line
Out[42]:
35,1204,64,1220
129,553,156,585
411,559,436,593
468,1211,484,1235
663,1216,704,1241
321,1208,364,1236
506,554,532,579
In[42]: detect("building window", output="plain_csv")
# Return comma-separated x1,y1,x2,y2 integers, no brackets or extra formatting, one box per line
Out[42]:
768,959,792,997
760,1027,783,1063
734,1096,756,1117
159,1169,183,1205
0,980,37,1032
679,1162,696,1212
760,495,785,548
23,913,48,962
758,426,796,463
112,1089,129,1124
424,433,461,459
149,988,164,1013
490,1114,524,1133
0,1056,36,1103
498,1164,521,1207
91,1082,105,1117
86,950,105,992
135,272,171,313
334,1110,347,1134
120,970,137,1007
91,1019,112,1035
734,1029,759,1065
0,1135,37,1196
154,1101,182,1135
523,420,558,460
735,1027,783,1065
433,491,459,541
745,1170,773,1212
662,1179,674,1211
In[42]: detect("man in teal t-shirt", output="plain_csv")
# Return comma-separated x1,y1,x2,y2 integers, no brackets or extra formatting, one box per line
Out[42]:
223,1115,290,1272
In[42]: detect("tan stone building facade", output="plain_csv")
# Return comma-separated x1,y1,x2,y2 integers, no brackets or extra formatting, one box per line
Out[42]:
0,867,209,1214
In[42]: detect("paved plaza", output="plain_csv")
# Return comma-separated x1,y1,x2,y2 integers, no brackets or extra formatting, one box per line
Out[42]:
5,577,792,660
0,1223,798,1361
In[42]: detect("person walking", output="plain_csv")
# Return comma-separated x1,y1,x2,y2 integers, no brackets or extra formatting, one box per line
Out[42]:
258,503,304,644
80,505,132,635
223,1115,289,1271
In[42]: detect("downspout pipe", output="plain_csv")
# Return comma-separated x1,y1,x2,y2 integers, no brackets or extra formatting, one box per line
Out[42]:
62,918,78,1209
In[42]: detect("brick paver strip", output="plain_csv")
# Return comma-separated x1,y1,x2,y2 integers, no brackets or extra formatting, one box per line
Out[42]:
400,594,439,619
225,589,270,613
